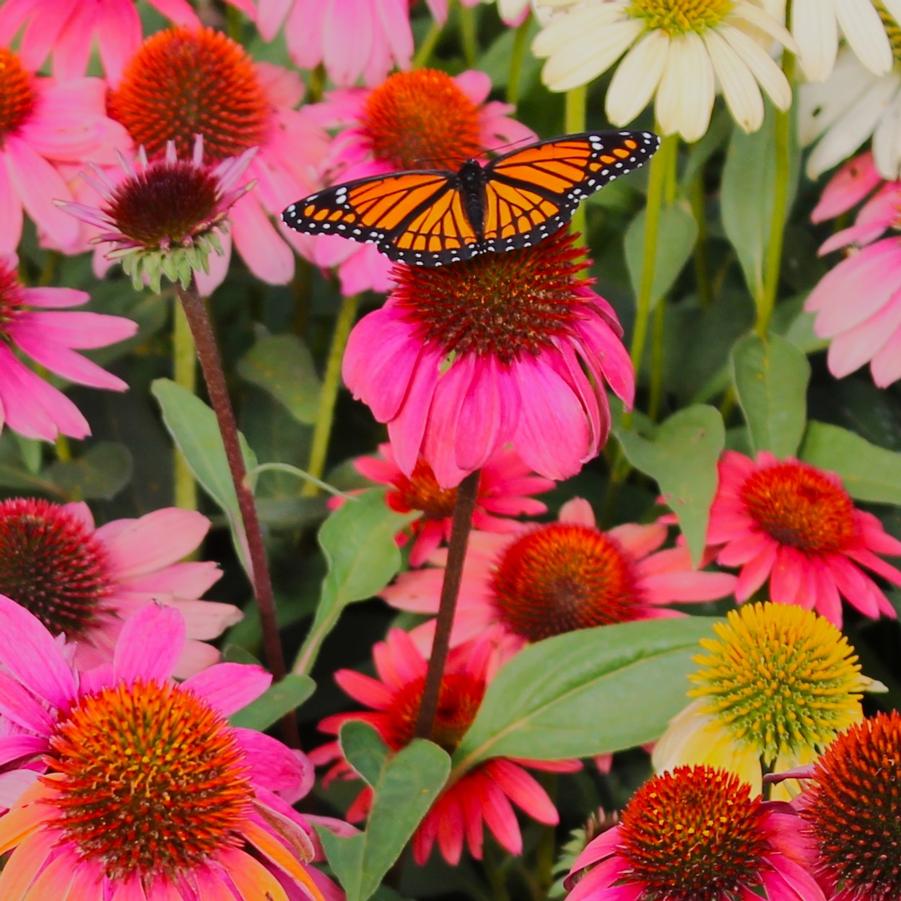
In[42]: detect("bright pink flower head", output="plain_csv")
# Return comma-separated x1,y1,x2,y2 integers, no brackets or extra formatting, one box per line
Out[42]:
806,151,901,387
0,254,136,442
306,67,535,295
343,229,635,487
0,498,242,678
0,600,338,899
564,765,825,900
382,498,737,652
106,26,328,293
312,628,576,865
0,42,128,254
349,443,554,566
706,451,901,627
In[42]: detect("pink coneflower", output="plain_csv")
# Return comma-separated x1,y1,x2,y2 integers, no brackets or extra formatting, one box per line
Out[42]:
0,498,241,678
706,451,901,627
0,600,338,900
806,151,901,387
0,254,136,442
0,41,128,254
564,765,825,900
382,498,737,651
348,444,553,566
343,229,634,487
305,67,534,295
106,26,328,292
312,628,576,866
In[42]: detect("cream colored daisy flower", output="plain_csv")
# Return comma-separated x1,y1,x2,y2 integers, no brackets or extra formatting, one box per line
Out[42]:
532,0,795,142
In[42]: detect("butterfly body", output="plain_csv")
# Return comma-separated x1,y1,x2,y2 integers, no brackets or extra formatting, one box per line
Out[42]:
283,131,660,267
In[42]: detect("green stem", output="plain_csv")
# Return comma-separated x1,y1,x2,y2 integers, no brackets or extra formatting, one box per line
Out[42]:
172,301,198,511
302,293,360,497
506,14,531,106
306,65,326,103
244,462,349,499
458,0,479,67
689,173,712,308
413,19,444,68
648,301,666,420
564,85,588,240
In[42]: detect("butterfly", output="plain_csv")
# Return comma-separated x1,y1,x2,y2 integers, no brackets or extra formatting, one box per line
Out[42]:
282,130,660,267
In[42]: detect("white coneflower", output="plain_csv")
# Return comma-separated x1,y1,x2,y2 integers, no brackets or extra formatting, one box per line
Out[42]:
532,0,794,142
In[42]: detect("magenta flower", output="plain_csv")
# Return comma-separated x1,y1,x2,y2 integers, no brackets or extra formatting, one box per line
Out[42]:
311,628,577,866
806,151,901,387
305,68,535,295
0,498,242,677
383,498,736,652
0,600,338,900
706,451,901,626
343,229,635,487
0,254,136,442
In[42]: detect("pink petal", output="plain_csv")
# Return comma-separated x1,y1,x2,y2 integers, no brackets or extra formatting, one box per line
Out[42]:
230,196,294,284
232,728,311,797
0,670,55,735
334,670,394,709
113,604,186,684
181,663,272,717
0,164,24,254
487,760,558,823
735,542,777,601
559,498,596,527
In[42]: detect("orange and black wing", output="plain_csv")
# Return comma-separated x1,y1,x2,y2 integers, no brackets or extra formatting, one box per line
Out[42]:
480,130,660,252
282,169,481,266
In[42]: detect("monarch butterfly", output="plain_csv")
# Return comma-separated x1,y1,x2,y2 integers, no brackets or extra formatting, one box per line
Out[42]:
282,130,659,267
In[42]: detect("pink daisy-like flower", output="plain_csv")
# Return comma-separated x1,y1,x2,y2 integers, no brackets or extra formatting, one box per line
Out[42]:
312,628,576,866
382,498,737,651
564,765,825,900
0,497,242,678
346,444,553,566
0,600,339,900
343,229,635,487
706,451,901,627
0,41,128,254
105,26,328,291
0,254,136,442
806,151,901,387
305,67,534,295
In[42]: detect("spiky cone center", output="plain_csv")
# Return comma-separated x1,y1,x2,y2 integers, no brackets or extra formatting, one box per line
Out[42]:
690,603,864,762
628,0,734,34
387,458,459,519
740,461,857,554
876,3,901,62
0,48,34,145
108,27,268,163
394,228,592,364
361,69,482,171
0,498,111,638
617,765,769,900
490,523,641,642
801,711,901,900
0,258,25,330
45,679,254,882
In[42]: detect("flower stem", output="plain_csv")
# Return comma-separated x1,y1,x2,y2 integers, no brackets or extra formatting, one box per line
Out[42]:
301,293,359,497
689,173,712,308
564,85,588,241
506,14,531,106
413,18,444,68
458,0,479,67
414,470,480,740
172,301,198,512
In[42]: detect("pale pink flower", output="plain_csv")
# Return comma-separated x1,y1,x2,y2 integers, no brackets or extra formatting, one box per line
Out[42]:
0,254,136,442
383,498,736,652
706,451,901,627
0,601,339,900
0,497,242,678
304,67,534,295
806,151,901,386
343,229,635,487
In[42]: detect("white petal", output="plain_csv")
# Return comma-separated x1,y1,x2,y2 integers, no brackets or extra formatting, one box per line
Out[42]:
704,28,764,133
791,0,839,81
834,0,893,77
719,24,791,110
606,29,668,127
797,50,875,144
872,94,901,179
730,1,797,50
881,0,901,25
531,3,624,57
656,32,715,142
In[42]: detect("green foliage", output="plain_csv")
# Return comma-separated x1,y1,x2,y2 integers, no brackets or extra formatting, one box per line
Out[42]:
229,674,316,730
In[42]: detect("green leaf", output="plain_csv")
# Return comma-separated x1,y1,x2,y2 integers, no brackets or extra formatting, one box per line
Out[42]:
615,406,724,564
731,333,810,457
45,442,133,500
237,334,321,425
151,378,258,573
293,491,418,674
318,722,450,901
453,618,717,769
624,201,697,310
229,674,315,730
800,422,901,505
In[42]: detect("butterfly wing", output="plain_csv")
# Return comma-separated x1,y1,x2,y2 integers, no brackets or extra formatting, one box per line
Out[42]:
480,131,660,252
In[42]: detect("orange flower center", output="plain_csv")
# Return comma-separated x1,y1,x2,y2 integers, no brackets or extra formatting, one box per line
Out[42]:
361,69,481,171
0,48,34,145
108,27,269,163
46,680,253,881
617,766,769,899
0,498,111,639
0,259,24,329
490,523,641,642
387,459,459,519
740,461,857,554
801,711,901,900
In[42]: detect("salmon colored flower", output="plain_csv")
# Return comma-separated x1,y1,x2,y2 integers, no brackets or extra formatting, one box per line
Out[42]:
0,601,338,900
706,451,901,625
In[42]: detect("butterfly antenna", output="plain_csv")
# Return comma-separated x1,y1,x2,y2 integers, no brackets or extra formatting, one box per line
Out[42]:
405,135,537,168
